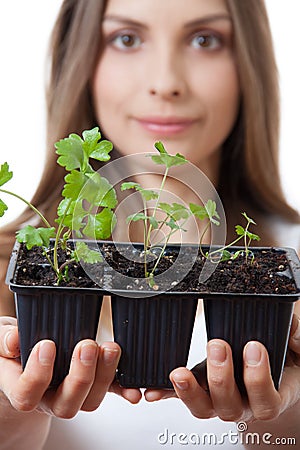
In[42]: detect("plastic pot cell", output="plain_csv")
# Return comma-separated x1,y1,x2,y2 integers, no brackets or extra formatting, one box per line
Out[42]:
111,293,198,388
6,242,103,388
203,247,300,394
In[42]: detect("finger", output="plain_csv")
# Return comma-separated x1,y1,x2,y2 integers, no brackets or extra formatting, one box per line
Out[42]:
144,388,176,402
0,317,19,358
288,314,300,358
6,340,56,412
81,342,121,411
49,340,99,418
144,363,208,403
243,341,281,421
0,316,17,327
207,340,244,421
110,383,143,404
169,367,216,419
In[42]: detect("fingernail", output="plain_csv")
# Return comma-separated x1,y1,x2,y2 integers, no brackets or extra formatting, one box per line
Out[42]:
102,347,119,366
3,329,15,355
38,341,56,366
245,342,262,366
172,378,189,391
207,342,227,365
80,343,98,366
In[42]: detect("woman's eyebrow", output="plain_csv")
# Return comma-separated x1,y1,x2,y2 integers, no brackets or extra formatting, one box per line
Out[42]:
102,15,147,29
184,14,232,29
102,13,232,29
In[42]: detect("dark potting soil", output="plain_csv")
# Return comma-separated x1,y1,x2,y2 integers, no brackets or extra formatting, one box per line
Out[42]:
14,244,103,289
14,242,298,295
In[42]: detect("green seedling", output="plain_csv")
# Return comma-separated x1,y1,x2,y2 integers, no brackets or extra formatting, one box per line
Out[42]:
121,141,190,286
189,199,220,258
0,127,117,284
222,212,260,263
201,210,261,263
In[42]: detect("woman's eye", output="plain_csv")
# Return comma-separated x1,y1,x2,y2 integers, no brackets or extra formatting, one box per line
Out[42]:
190,33,222,50
111,33,142,50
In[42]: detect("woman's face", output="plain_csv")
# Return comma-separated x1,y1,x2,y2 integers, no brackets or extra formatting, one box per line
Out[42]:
92,0,239,172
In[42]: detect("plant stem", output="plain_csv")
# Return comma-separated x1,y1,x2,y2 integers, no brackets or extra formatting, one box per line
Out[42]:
145,168,169,249
208,235,243,258
41,248,57,273
0,188,52,228
148,231,172,282
53,198,72,273
199,222,211,258
142,198,148,278
58,258,76,274
242,219,250,263
147,214,190,284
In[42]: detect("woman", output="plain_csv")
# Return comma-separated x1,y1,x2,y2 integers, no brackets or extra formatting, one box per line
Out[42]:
0,0,299,448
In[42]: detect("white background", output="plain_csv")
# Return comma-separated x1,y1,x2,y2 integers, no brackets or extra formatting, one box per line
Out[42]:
0,0,299,224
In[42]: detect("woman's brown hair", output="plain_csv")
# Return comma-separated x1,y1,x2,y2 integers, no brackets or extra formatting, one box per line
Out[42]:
1,0,299,250
219,0,299,241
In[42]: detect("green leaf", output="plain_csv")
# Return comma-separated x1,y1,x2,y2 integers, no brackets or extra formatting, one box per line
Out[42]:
235,225,245,236
242,212,256,225
81,128,113,162
101,186,118,209
0,162,13,187
221,250,232,261
121,182,158,201
16,225,55,249
62,170,89,200
83,208,116,239
121,182,141,191
157,202,172,214
126,212,148,223
82,173,117,209
245,231,260,241
0,199,8,217
189,203,208,220
159,202,189,221
165,218,181,230
139,189,158,201
57,198,71,218
57,197,74,219
55,134,84,171
148,216,159,228
147,273,156,288
154,141,167,154
90,140,113,162
232,250,244,260
62,230,71,243
74,241,102,263
190,200,220,225
70,201,89,232
82,127,101,153
56,198,77,231
151,142,188,168
205,200,220,223
151,152,187,169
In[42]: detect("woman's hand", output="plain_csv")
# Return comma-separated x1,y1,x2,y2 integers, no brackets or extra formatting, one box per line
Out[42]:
145,313,300,424
0,316,141,419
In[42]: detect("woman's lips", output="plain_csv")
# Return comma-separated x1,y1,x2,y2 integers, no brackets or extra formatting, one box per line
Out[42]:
135,117,197,136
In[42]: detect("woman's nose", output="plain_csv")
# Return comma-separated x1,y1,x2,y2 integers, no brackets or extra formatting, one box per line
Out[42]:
147,48,187,100
149,87,181,98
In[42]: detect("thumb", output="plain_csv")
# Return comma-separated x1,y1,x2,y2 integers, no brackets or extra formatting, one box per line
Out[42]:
0,316,19,358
